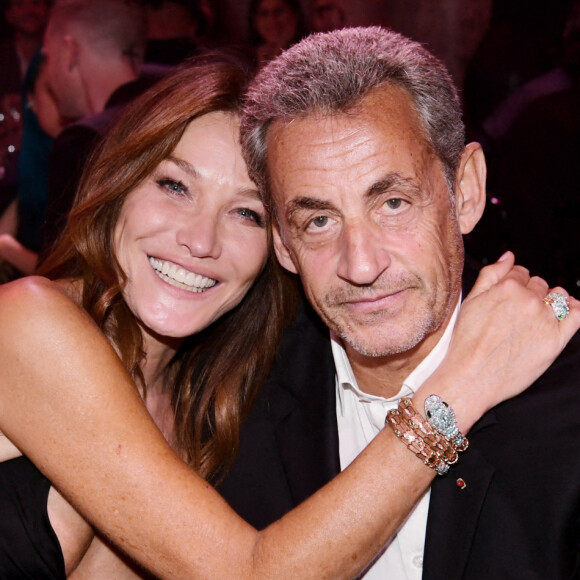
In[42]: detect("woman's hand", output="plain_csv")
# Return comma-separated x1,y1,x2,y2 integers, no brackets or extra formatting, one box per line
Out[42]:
417,251,580,431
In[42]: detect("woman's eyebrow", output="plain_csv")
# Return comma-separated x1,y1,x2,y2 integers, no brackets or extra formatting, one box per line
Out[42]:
164,155,261,200
165,155,200,178
238,187,262,200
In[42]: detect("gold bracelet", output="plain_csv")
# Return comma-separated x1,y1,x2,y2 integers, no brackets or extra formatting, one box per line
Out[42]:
385,398,467,475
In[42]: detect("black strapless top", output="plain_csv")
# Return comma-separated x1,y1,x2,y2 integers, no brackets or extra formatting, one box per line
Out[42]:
0,456,65,578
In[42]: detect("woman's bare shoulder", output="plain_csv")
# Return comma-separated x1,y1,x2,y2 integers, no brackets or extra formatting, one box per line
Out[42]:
0,276,110,374
0,275,76,306
0,276,89,329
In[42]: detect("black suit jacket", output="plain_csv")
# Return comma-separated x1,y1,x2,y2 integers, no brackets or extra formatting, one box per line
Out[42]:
219,291,580,578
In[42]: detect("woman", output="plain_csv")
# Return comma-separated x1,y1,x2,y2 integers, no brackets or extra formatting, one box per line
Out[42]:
0,52,577,579
247,0,307,68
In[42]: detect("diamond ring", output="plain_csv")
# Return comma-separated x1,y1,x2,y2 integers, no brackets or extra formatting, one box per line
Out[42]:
543,292,570,321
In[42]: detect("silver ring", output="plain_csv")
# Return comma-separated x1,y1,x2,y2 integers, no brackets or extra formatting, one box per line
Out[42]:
543,292,570,321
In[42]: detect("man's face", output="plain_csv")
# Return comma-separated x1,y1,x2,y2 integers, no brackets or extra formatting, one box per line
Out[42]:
269,86,466,362
42,20,88,121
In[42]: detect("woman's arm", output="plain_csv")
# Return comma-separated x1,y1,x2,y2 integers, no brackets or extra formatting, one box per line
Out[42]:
0,256,577,579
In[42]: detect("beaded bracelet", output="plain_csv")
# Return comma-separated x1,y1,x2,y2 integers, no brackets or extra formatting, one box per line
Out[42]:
385,398,468,475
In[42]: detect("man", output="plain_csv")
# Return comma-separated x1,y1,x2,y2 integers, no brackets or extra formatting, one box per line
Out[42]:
218,27,580,578
40,0,165,255
41,0,146,127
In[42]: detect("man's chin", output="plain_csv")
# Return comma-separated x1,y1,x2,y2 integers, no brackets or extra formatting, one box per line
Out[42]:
337,326,427,358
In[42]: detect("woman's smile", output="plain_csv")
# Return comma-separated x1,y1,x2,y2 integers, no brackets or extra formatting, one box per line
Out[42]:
148,257,218,293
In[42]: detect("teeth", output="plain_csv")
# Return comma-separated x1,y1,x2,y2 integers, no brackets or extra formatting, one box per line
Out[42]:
149,257,218,293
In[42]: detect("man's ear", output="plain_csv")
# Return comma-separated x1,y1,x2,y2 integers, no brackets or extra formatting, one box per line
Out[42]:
454,142,487,235
63,35,80,70
273,222,299,274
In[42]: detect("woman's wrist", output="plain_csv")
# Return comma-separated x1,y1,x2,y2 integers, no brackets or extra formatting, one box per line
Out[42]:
413,368,487,435
385,397,468,476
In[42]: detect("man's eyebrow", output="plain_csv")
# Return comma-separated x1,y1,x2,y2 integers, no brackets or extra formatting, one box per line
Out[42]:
286,196,336,221
365,173,417,199
283,174,421,221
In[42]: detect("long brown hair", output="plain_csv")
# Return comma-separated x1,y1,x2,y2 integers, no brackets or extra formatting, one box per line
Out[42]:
39,51,298,482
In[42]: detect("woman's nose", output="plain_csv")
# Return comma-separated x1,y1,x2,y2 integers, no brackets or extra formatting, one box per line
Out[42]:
176,211,222,259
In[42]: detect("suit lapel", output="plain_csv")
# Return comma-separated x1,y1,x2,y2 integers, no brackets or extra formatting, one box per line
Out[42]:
275,380,340,505
423,410,497,579
270,302,341,505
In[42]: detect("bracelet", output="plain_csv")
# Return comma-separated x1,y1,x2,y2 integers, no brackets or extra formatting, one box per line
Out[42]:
424,394,468,451
385,398,468,475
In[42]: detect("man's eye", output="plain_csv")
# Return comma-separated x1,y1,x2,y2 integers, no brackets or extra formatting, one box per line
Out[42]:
385,198,404,210
310,216,329,228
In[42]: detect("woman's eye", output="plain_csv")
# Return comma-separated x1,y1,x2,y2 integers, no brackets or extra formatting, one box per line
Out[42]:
237,208,264,227
158,178,187,196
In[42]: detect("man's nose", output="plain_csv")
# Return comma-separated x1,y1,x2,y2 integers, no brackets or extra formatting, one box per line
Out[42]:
336,219,391,285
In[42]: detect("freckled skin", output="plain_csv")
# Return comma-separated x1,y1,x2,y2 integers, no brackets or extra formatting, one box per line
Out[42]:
269,86,466,389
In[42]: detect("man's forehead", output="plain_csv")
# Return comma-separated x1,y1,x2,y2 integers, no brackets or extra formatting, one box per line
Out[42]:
266,87,427,174
264,87,443,220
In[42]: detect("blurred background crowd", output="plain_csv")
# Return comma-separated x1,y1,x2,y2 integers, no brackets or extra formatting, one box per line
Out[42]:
0,0,578,289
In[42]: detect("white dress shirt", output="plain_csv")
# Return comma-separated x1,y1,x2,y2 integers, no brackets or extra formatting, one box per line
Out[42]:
333,303,460,579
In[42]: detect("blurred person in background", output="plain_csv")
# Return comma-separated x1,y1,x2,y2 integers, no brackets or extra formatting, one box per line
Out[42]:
0,0,51,224
39,0,155,258
144,0,206,66
0,51,63,282
311,0,345,33
247,0,307,69
0,0,51,97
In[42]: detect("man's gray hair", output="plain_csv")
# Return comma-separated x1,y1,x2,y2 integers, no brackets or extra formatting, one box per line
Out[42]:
241,26,465,216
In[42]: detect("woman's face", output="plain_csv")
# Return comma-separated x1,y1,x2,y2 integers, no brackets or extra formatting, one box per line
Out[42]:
114,111,268,343
254,0,297,47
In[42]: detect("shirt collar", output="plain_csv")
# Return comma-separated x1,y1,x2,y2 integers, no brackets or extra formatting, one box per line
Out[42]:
333,297,461,415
